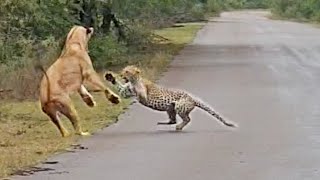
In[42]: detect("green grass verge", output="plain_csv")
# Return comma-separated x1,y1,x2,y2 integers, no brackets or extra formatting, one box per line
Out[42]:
0,22,204,178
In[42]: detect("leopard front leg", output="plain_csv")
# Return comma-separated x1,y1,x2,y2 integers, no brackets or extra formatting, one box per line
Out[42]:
157,102,177,125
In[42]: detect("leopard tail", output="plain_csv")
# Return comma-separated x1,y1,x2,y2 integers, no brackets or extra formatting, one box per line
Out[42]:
194,99,237,127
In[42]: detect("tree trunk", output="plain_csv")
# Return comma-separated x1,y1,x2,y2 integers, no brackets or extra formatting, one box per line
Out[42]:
101,6,113,34
80,0,96,27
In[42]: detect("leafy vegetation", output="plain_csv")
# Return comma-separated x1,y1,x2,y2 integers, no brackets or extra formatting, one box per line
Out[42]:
270,0,320,22
226,0,320,23
0,0,217,100
204,0,268,10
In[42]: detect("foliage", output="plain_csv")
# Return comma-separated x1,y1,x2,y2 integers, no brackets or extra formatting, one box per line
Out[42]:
270,0,320,22
0,0,276,99
203,0,268,10
89,35,128,69
113,0,208,27
243,0,269,9
205,0,223,14
0,0,214,99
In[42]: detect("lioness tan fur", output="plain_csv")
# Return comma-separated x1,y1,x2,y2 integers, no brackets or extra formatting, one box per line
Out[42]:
39,25,120,137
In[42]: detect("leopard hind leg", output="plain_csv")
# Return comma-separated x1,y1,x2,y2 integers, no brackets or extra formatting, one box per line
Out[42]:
175,98,195,131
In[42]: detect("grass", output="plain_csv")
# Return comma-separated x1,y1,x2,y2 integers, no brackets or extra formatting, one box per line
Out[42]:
0,22,204,178
267,10,320,25
268,13,309,23
267,12,320,30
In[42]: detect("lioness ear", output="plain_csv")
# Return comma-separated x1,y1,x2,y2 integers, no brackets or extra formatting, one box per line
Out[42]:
85,27,92,34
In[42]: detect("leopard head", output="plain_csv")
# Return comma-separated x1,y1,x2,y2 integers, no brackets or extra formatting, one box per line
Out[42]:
120,65,141,84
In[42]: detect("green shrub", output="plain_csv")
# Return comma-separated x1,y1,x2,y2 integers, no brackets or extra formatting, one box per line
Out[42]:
206,0,223,14
0,0,223,100
270,0,320,22
90,36,128,69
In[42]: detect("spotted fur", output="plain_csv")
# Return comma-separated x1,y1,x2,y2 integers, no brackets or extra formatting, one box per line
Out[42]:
117,65,237,130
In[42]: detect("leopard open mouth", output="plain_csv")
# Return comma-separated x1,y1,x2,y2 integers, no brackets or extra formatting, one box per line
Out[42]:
123,77,129,83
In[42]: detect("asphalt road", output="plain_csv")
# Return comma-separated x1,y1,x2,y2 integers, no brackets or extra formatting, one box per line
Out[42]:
14,10,320,180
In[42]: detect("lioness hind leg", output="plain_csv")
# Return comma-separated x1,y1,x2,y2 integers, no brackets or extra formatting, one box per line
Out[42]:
59,102,90,136
78,85,96,107
43,103,70,137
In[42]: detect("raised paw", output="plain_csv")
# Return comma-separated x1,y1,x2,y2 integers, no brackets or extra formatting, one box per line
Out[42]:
108,94,121,104
83,95,96,107
105,90,121,104
105,72,116,84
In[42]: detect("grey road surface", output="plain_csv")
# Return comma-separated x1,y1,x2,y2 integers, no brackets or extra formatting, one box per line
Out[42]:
14,10,320,180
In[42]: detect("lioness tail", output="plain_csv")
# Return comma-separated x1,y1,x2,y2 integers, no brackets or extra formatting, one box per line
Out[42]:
35,64,51,102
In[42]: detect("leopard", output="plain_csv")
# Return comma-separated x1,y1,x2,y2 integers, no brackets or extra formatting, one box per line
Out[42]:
106,65,237,131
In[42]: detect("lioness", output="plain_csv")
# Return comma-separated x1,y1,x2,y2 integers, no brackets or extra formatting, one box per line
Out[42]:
39,26,120,137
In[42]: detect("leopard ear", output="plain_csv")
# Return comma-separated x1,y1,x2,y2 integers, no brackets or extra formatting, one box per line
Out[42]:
134,67,141,74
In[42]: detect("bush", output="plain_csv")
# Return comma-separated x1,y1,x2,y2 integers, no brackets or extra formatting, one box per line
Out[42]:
205,0,223,14
113,0,209,27
270,0,320,22
90,36,128,69
0,0,222,100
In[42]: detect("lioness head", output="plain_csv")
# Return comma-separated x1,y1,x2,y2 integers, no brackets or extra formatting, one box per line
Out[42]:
64,26,94,52
121,65,141,83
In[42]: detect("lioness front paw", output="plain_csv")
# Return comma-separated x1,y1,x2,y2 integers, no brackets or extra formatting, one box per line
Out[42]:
77,131,91,136
83,95,96,107
108,94,121,104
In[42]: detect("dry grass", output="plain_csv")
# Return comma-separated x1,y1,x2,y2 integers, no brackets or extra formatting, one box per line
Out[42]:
0,23,204,178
